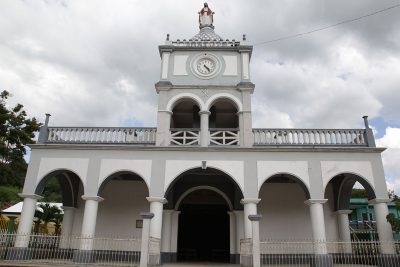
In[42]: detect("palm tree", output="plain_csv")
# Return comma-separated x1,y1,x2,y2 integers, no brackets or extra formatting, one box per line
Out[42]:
51,213,63,235
34,203,62,234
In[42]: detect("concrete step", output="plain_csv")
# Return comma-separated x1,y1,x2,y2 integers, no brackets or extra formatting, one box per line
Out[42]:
163,263,240,267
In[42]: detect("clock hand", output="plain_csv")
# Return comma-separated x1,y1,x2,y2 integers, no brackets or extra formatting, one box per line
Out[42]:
204,64,210,72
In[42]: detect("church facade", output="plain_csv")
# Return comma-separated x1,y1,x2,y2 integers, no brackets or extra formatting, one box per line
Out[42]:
10,4,396,266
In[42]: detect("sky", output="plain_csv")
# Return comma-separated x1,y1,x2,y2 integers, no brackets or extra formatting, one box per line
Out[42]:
0,0,399,192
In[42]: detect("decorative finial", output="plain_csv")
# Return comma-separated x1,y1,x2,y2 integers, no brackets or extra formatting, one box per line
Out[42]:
243,34,247,41
166,34,170,41
198,2,215,29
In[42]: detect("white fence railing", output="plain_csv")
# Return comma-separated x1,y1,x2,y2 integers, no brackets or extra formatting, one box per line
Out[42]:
47,127,156,144
170,128,200,146
210,128,239,145
0,234,141,266
253,128,367,146
259,240,400,266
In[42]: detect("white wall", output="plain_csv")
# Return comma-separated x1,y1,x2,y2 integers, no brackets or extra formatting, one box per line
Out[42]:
71,180,149,238
258,183,338,241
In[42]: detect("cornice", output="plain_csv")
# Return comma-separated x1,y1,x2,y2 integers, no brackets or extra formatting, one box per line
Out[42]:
29,143,386,154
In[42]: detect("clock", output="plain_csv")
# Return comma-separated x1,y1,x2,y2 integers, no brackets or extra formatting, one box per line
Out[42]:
196,58,216,75
191,53,221,79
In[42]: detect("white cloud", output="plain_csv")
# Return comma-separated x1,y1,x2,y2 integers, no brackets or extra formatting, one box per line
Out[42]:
376,127,400,194
0,1,399,133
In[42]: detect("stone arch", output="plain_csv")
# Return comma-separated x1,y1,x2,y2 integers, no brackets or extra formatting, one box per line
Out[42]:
166,93,205,112
258,172,311,199
97,170,149,197
35,169,84,207
164,161,244,195
164,166,244,210
324,172,377,211
174,185,234,210
204,93,243,112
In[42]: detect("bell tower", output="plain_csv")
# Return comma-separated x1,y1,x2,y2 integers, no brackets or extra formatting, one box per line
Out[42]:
155,3,255,147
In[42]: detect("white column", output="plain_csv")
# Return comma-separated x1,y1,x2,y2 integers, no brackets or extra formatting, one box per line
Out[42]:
170,211,180,254
241,198,260,238
369,199,396,254
147,197,167,239
305,199,328,254
140,212,154,267
241,52,250,80
199,111,210,147
228,212,237,256
249,215,262,267
336,210,352,253
79,196,103,250
60,206,75,248
161,210,173,253
161,52,170,80
156,111,172,146
237,112,244,146
233,210,244,254
15,194,42,247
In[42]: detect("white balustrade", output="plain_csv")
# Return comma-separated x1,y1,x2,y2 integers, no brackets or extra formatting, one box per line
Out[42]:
210,128,239,146
46,127,156,144
253,129,367,146
171,40,240,47
170,128,200,146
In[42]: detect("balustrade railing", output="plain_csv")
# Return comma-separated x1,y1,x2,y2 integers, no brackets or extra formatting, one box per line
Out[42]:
40,126,372,147
46,127,156,144
253,128,368,146
210,128,239,146
170,128,200,146
171,40,240,47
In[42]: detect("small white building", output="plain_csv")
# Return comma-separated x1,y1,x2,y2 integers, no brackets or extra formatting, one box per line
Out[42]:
8,3,396,266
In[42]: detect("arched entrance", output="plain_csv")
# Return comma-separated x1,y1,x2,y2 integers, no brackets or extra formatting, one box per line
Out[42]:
97,171,149,237
165,167,243,263
178,189,230,262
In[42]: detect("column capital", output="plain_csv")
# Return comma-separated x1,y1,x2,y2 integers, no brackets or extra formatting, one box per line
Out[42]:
335,210,352,215
368,198,391,204
304,199,328,205
248,214,262,221
140,212,155,220
241,198,261,205
146,197,168,204
199,110,211,115
82,195,104,202
18,193,43,200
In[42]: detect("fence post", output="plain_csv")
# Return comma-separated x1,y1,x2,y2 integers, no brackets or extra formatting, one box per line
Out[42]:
140,212,154,267
363,116,376,147
249,214,262,267
38,113,51,144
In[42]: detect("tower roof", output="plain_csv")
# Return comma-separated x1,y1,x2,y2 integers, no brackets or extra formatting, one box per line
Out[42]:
191,26,223,42
166,3,243,48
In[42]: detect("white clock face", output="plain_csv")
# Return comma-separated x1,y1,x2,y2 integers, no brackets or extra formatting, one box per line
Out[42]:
195,58,216,76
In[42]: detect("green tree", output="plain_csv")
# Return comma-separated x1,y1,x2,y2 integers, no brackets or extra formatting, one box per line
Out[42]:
0,90,41,187
386,190,400,232
34,203,62,234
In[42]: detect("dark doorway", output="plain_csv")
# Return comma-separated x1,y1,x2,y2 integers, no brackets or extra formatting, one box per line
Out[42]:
178,203,230,262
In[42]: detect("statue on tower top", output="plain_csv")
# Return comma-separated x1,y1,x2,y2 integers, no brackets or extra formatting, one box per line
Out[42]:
198,3,214,28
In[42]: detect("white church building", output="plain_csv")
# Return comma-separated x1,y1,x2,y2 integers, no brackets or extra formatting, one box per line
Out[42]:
7,3,398,267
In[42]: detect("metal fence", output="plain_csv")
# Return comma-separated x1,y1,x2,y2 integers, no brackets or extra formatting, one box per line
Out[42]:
0,233,141,266
260,240,400,266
